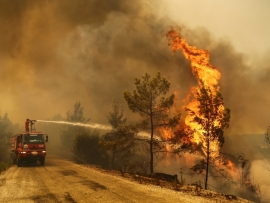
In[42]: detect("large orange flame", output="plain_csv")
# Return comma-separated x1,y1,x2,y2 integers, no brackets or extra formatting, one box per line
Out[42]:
166,29,221,89
164,28,225,158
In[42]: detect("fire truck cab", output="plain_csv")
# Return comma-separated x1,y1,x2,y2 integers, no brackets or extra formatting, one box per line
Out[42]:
10,119,48,167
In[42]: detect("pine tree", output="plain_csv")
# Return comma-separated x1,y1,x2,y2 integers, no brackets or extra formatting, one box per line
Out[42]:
124,72,180,173
100,100,135,170
186,82,230,189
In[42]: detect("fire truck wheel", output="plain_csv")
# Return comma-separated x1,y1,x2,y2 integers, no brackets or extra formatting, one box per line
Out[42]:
40,157,45,166
17,159,22,167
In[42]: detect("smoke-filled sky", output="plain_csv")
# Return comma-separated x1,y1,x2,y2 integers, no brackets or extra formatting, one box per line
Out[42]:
0,0,270,135
163,0,270,56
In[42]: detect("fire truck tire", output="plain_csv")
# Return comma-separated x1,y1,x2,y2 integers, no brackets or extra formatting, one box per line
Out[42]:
40,157,45,166
17,159,22,167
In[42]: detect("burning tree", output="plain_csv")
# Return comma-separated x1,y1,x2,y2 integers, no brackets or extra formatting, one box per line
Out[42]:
166,28,231,189
124,72,180,173
186,82,230,189
100,100,136,170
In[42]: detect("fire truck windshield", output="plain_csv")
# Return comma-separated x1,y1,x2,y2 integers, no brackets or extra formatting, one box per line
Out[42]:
24,134,44,144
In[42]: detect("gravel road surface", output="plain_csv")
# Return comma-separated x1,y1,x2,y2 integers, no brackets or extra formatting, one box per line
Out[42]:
0,156,248,203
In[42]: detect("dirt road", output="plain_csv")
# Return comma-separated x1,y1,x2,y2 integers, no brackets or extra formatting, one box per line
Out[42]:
0,156,238,203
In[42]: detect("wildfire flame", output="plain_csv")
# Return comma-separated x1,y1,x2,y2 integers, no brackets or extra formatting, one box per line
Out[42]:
163,28,225,158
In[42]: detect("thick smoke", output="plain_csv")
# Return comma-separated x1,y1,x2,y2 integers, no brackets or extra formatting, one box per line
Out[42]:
1,0,269,136
0,0,193,125
1,0,270,201
1,0,270,155
0,0,269,153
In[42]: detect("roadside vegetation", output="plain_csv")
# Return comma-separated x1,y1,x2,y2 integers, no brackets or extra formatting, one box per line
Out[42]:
57,72,260,202
0,113,21,173
0,72,264,202
124,72,180,173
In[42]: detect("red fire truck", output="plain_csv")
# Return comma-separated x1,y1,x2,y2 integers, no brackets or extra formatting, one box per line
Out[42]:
10,119,48,167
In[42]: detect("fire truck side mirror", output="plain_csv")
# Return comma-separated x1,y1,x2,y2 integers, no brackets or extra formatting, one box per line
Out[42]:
45,135,48,142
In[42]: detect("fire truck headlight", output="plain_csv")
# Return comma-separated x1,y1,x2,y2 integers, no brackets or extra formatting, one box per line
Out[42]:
21,151,26,154
42,151,46,153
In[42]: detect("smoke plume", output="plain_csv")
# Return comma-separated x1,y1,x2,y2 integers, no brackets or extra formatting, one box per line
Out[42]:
1,0,270,201
1,1,269,136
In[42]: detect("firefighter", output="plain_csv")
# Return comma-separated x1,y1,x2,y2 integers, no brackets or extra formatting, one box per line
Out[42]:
25,118,30,132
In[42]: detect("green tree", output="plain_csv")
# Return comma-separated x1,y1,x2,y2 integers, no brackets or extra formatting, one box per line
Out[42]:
107,99,127,129
266,126,270,146
0,113,20,162
38,114,65,157
124,72,180,173
72,129,109,168
266,126,270,167
60,102,90,149
0,113,11,161
100,100,136,170
66,102,89,122
0,113,11,133
186,82,230,189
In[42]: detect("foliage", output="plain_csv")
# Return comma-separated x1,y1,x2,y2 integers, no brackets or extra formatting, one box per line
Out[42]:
101,125,137,170
167,121,198,154
0,113,12,133
186,82,230,189
266,126,270,164
72,129,109,168
235,154,261,202
66,102,90,123
100,100,136,170
0,113,20,162
60,101,90,149
124,72,180,173
107,99,127,129
37,114,65,157
266,126,270,145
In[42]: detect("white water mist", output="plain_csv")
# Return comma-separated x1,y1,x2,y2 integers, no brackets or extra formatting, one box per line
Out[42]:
37,120,112,131
36,120,154,139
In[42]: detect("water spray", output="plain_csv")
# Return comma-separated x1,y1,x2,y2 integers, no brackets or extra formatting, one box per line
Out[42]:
36,120,156,140
36,120,112,131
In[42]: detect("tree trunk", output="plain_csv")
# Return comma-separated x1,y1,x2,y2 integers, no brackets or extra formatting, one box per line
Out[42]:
111,145,116,170
150,132,153,174
205,134,210,189
150,101,154,174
